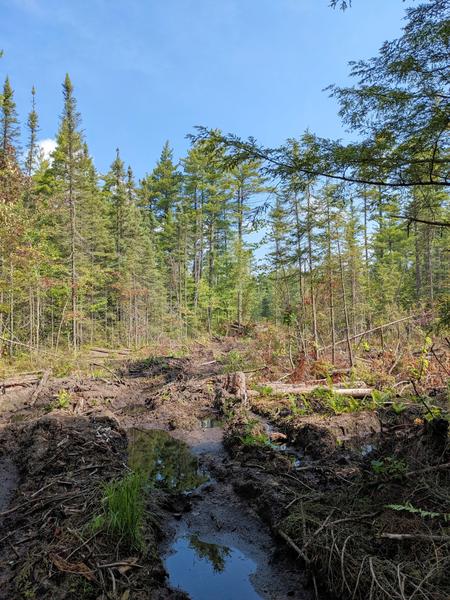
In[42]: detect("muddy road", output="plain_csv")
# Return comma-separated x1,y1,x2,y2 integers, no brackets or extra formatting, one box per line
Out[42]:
0,341,448,600
0,344,311,600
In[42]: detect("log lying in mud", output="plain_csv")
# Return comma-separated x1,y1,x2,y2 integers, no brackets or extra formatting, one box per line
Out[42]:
262,383,373,398
0,374,42,390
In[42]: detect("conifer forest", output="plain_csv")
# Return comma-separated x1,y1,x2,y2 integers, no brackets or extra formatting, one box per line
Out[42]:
0,1,449,600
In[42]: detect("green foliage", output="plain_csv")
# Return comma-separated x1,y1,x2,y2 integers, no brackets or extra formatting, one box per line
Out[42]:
435,296,450,334
308,386,335,402
328,394,361,414
423,405,442,421
371,389,394,406
408,336,433,382
291,395,312,416
306,387,365,415
93,471,146,550
386,503,450,522
371,457,407,477
0,0,448,363
391,400,407,414
253,384,273,396
222,350,247,373
239,419,270,447
50,389,71,410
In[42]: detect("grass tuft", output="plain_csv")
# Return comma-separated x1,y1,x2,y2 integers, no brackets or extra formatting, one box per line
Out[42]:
94,471,146,549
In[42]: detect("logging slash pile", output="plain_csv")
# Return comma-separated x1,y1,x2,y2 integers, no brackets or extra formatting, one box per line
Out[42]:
224,380,450,600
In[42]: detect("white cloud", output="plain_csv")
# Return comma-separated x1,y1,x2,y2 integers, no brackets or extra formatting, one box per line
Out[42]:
38,138,57,162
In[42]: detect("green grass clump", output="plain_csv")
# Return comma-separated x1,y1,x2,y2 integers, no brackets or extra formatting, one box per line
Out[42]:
93,471,146,549
253,384,273,396
56,389,71,409
239,419,270,447
328,394,361,414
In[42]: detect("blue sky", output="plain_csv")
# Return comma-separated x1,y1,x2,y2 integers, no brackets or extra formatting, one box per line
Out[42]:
1,0,412,179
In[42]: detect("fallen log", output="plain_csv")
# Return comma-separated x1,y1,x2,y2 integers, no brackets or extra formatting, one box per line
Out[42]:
0,374,42,390
261,383,373,398
89,347,131,355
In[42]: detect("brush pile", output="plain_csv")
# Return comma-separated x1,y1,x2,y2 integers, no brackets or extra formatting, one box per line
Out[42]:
0,413,178,600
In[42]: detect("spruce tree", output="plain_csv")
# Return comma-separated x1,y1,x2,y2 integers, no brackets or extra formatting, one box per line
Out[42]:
51,74,85,348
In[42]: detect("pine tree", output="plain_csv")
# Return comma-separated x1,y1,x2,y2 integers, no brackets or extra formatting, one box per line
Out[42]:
51,74,86,348
0,77,20,156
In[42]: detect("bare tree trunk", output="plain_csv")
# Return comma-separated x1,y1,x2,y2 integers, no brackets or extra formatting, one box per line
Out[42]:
425,223,434,301
337,238,353,367
326,198,336,364
207,218,214,334
9,262,14,356
69,162,77,350
414,221,422,300
363,187,371,329
306,185,318,359
293,192,306,353
236,186,243,325
36,282,40,350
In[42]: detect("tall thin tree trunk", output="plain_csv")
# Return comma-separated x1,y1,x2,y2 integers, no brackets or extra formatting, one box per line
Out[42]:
306,185,318,358
237,186,243,324
327,198,336,365
414,221,422,299
9,262,14,356
337,238,353,367
69,158,77,350
293,192,306,353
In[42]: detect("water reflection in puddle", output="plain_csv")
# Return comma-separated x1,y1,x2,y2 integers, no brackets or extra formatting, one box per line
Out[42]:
128,428,208,492
166,535,261,600
200,416,223,429
361,443,376,456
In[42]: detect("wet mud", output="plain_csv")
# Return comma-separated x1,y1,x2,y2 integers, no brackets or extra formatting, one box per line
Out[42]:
156,422,310,600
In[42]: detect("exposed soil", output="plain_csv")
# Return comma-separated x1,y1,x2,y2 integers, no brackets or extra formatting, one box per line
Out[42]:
0,339,448,600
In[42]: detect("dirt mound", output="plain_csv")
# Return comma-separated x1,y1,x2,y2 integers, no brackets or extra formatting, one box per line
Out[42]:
225,403,450,600
285,411,381,458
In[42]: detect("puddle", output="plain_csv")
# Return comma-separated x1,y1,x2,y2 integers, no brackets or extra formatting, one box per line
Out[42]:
128,428,208,492
199,416,223,429
166,535,261,600
360,442,376,456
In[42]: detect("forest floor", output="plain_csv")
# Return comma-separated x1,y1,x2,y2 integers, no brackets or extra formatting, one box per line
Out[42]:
0,333,448,600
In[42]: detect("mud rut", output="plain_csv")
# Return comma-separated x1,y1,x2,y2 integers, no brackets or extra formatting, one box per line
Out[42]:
0,347,312,600
125,349,311,599
161,423,310,599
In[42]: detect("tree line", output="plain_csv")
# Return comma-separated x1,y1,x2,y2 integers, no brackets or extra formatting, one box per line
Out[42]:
0,0,448,357
0,73,269,352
